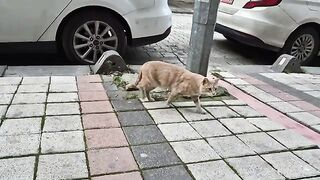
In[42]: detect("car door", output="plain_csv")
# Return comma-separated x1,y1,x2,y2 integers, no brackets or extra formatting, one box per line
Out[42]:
0,0,71,42
307,0,320,11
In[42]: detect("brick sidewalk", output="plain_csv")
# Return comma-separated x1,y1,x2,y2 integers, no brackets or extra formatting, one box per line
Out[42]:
1,75,320,179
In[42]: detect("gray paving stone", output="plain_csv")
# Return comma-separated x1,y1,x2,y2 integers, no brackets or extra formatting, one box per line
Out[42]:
262,152,320,179
143,101,171,109
132,143,181,169
289,84,314,91
0,134,40,157
227,79,250,85
247,117,285,131
227,156,285,180
171,140,220,163
111,99,145,111
41,131,85,153
172,101,197,108
268,101,302,113
0,156,36,180
237,132,287,153
220,118,261,134
305,91,320,98
17,84,48,93
254,92,282,103
142,165,193,180
50,76,76,84
123,125,166,145
188,160,241,180
43,115,82,132
0,93,13,105
201,101,225,106
149,109,186,124
230,106,262,117
46,103,80,116
0,105,7,119
223,100,246,106
47,93,79,103
205,106,240,119
190,120,232,137
37,153,88,180
313,125,320,132
0,85,18,93
295,149,320,171
49,83,78,92
268,130,317,150
12,93,46,104
288,112,320,126
0,118,41,136
103,81,118,91
207,136,256,158
218,72,236,78
0,77,22,85
158,123,201,141
117,111,155,126
6,104,45,118
178,107,213,121
21,76,50,84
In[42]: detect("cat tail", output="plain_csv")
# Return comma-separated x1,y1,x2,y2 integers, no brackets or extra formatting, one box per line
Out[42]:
134,71,142,86
125,71,142,91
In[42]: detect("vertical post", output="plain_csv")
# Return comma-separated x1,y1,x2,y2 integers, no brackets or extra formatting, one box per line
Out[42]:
187,0,220,76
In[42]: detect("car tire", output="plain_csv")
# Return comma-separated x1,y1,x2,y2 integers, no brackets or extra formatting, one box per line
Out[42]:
61,10,127,64
281,27,319,65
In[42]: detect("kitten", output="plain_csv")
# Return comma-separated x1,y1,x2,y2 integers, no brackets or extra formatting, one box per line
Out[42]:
133,61,219,114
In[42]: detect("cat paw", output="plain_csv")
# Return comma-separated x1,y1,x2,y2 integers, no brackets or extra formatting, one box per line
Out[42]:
196,109,206,114
148,97,155,102
140,98,149,102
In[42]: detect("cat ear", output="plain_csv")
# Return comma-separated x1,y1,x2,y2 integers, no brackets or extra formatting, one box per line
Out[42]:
213,78,219,84
203,78,210,85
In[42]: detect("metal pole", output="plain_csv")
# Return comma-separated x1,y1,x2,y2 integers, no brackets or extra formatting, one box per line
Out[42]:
187,0,220,76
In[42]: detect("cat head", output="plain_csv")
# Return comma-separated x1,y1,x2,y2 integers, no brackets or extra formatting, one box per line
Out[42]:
202,77,219,94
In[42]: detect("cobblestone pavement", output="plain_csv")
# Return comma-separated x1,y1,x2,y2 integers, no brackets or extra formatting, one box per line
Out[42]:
1,74,320,179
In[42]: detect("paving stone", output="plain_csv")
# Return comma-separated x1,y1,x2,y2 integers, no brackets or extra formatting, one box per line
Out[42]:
81,101,113,114
247,117,285,131
289,84,314,91
190,120,232,137
124,125,166,145
226,156,285,180
49,83,77,92
6,104,45,118
0,134,40,157
262,152,320,179
0,156,35,180
37,153,88,180
0,85,18,93
270,91,300,101
149,109,186,124
218,72,236,78
21,76,50,84
230,106,262,117
223,100,246,106
205,106,240,119
143,101,171,109
268,101,302,113
178,107,213,121
142,165,192,180
0,118,41,135
207,136,256,158
227,79,250,85
132,143,181,169
201,101,225,106
268,130,317,149
41,131,85,153
295,149,320,171
253,92,283,102
188,160,241,180
43,115,82,132
51,76,76,84
77,75,102,83
158,123,201,141
0,77,22,85
289,101,320,111
103,81,118,91
171,139,220,163
111,99,145,111
12,93,46,104
78,91,108,101
85,128,128,149
313,125,320,132
220,118,261,134
93,172,143,180
117,110,155,126
46,103,80,115
305,91,320,98
78,83,105,92
288,112,320,126
82,113,120,129
237,132,287,153
0,105,7,119
88,147,138,175
0,93,13,105
17,84,48,93
47,93,79,102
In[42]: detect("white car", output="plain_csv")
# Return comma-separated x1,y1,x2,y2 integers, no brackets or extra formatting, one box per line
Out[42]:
0,0,172,64
216,0,320,65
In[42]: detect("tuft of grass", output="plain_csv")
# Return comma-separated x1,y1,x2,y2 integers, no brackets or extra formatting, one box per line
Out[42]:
112,74,127,88
126,93,139,100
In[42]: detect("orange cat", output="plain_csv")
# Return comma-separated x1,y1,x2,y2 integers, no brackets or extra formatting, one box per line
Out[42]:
134,61,219,114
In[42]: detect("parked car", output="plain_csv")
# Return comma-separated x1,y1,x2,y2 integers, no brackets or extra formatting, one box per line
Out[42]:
0,0,172,64
216,0,320,65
